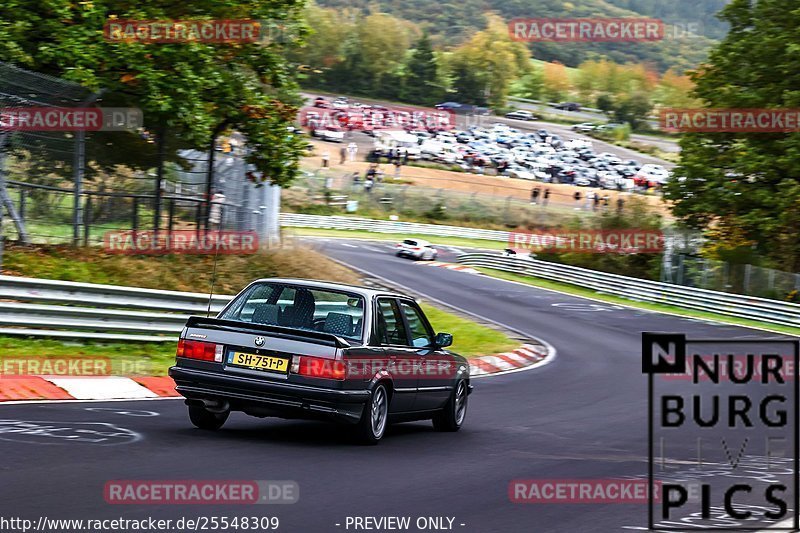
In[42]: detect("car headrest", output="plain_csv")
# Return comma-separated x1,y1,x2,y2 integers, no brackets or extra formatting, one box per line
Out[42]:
252,303,279,325
323,312,353,336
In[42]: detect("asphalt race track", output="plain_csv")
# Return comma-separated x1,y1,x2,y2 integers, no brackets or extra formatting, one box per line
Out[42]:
0,238,794,532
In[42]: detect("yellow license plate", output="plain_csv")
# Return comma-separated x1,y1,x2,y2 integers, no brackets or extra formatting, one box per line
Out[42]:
228,352,289,373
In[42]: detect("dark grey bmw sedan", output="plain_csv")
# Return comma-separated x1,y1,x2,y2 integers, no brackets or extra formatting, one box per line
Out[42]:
169,279,471,444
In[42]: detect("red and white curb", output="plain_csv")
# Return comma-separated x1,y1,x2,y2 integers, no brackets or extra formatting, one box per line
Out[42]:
418,261,482,275
468,343,551,378
0,376,179,402
0,344,552,402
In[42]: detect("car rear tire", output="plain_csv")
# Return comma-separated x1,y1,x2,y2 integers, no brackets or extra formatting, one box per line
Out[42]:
432,379,468,432
188,405,229,430
356,383,389,444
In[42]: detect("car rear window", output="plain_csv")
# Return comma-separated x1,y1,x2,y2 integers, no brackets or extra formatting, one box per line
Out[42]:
220,282,365,341
403,240,417,246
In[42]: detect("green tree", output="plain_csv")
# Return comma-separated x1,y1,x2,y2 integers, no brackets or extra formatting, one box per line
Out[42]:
0,0,307,187
664,0,800,271
403,34,442,105
518,65,544,100
448,14,530,108
611,92,652,129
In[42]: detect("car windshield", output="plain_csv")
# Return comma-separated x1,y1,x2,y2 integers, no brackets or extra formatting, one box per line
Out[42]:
220,282,365,341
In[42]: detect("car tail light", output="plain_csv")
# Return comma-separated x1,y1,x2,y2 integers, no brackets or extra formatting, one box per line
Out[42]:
292,356,346,380
177,339,224,362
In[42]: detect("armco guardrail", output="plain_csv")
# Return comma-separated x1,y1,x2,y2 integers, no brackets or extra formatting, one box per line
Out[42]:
0,275,233,342
281,213,509,242
457,254,800,329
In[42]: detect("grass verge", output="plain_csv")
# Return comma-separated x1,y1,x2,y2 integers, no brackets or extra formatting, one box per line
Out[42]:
475,267,800,337
419,303,519,357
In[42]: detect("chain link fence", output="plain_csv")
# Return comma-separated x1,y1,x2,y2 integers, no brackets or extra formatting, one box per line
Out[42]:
0,61,281,258
665,255,800,302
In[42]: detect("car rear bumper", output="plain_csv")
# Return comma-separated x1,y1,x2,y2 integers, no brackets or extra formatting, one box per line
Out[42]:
169,366,370,424
396,249,422,258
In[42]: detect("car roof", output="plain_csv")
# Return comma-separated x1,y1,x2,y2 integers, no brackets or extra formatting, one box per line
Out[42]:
248,278,408,300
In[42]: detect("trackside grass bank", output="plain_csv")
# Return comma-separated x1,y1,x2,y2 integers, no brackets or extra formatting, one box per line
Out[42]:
0,245,519,374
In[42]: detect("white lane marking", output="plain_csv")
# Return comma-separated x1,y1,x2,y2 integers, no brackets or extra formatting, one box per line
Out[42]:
44,377,158,400
447,247,464,254
361,246,382,252
340,243,358,248
85,407,160,417
0,419,142,445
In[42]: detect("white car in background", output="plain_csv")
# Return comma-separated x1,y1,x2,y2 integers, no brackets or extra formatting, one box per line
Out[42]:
634,164,671,187
395,239,438,260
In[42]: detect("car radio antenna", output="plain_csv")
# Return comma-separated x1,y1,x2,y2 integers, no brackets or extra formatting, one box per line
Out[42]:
206,200,223,318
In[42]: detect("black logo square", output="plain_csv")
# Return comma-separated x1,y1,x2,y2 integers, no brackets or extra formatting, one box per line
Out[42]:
642,332,686,374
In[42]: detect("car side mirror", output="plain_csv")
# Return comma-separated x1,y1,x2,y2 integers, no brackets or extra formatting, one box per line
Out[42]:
435,332,453,348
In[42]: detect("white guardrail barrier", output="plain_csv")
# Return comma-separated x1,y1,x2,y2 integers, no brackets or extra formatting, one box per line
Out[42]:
456,254,800,330
0,275,233,342
281,213,509,242
0,253,796,342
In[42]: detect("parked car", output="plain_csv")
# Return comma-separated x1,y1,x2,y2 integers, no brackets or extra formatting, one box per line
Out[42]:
634,164,670,188
571,123,597,132
554,102,581,111
505,110,536,121
395,239,438,260
169,279,471,444
310,125,345,142
435,102,465,112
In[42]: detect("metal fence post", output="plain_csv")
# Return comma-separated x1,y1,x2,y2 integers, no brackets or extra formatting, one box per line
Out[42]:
83,195,92,246
744,264,752,294
73,90,105,246
167,199,175,252
132,198,139,232
18,188,25,223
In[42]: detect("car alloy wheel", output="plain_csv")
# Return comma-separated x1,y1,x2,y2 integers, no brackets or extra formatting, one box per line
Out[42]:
370,385,388,438
454,381,467,426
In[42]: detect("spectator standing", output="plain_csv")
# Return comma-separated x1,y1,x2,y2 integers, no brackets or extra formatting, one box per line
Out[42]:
543,188,551,207
321,151,329,168
617,196,625,213
347,142,358,162
339,146,346,165
573,191,582,210
364,177,374,194
593,192,600,211
531,187,541,205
